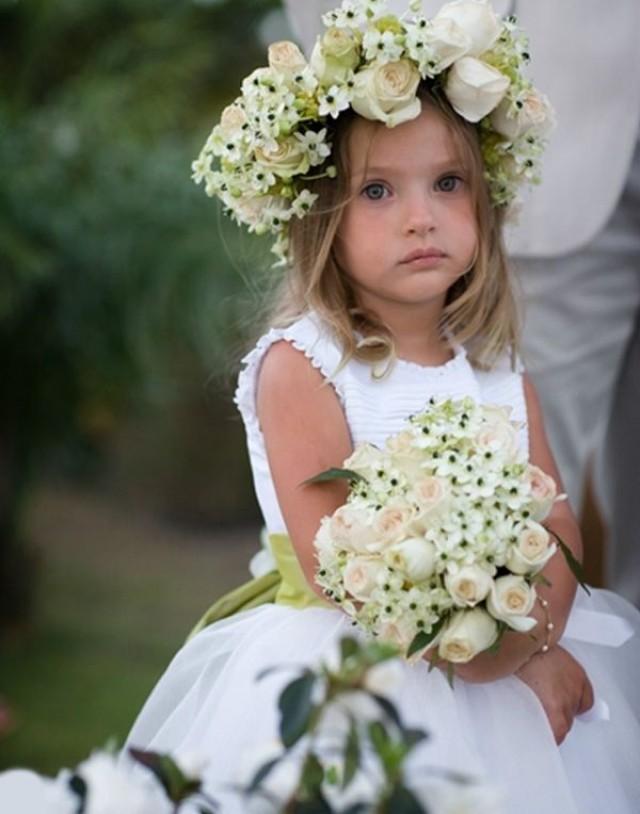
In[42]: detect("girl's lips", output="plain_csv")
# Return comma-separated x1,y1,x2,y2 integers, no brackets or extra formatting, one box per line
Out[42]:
401,248,446,263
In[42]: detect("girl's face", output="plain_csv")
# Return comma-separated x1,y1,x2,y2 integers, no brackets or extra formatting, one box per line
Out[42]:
335,104,478,318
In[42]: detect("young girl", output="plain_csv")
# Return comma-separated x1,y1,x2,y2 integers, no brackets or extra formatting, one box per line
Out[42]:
125,1,640,810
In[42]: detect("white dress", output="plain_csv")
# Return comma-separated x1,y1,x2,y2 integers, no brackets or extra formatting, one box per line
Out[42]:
4,313,638,811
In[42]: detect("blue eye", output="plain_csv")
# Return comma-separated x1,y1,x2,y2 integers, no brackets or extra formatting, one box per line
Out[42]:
362,182,389,201
437,175,463,192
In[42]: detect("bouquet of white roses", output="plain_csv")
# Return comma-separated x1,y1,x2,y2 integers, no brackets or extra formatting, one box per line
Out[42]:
314,396,566,664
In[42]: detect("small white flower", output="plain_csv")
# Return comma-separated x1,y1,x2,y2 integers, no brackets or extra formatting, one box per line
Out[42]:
362,28,404,64
190,153,212,185
291,189,319,218
322,1,366,29
318,84,352,118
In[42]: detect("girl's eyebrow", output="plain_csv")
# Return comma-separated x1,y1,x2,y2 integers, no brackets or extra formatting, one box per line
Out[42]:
353,158,466,177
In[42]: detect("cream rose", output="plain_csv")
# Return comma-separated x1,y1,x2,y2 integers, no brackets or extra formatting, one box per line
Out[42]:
438,608,498,663
219,104,247,139
255,137,310,180
486,575,537,632
507,521,557,575
384,537,437,582
386,430,424,479
351,59,421,127
344,443,385,480
525,464,558,521
378,619,416,652
414,476,449,511
444,56,510,123
445,565,493,607
411,476,450,533
435,0,501,57
310,26,360,85
330,505,376,553
343,556,386,600
268,40,307,78
491,90,555,141
475,416,519,460
372,501,415,548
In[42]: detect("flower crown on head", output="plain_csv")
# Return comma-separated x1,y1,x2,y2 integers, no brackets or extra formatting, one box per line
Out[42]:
192,0,554,264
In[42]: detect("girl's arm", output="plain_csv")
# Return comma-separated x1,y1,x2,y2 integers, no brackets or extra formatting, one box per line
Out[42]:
257,340,352,597
453,374,583,683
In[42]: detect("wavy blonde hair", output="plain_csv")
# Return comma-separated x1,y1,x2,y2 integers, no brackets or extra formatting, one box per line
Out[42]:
259,85,520,372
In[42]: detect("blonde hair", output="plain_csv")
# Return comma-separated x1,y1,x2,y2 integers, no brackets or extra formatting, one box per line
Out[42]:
260,85,520,372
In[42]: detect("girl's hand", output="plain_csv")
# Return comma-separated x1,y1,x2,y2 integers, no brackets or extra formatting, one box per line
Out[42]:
515,645,594,745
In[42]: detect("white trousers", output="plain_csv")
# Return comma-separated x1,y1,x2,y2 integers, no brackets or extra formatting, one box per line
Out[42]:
517,139,640,604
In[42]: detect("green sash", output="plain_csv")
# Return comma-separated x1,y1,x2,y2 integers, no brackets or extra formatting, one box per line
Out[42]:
187,533,330,640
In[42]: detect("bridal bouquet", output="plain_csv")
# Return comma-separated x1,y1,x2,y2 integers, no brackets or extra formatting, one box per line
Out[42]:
314,396,565,664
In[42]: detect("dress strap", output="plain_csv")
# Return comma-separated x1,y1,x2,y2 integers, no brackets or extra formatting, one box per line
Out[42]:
234,312,346,440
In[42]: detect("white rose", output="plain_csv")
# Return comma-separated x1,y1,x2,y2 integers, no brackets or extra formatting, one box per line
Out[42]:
507,521,557,575
491,89,555,141
424,18,472,69
77,752,170,814
362,658,405,696
384,537,437,582
435,0,501,57
238,741,299,813
444,56,510,123
330,504,376,553
525,464,558,521
255,137,310,180
268,40,307,78
352,59,422,127
344,442,386,479
218,104,247,139
445,565,493,607
343,556,386,600
438,608,498,663
0,771,73,814
487,575,537,632
372,500,416,548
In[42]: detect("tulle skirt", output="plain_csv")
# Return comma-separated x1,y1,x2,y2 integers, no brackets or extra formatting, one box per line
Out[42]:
123,587,640,813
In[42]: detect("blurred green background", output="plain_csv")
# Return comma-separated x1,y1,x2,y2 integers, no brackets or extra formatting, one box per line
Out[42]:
0,0,292,773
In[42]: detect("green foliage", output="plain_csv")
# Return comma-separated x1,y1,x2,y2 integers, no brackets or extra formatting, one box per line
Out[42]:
0,0,281,622
252,636,432,813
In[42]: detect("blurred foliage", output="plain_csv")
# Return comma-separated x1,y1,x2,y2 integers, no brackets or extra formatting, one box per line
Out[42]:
0,0,281,626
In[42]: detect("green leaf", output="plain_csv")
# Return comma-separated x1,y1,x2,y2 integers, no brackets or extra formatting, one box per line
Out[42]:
342,719,361,789
278,671,317,748
551,530,591,595
367,720,391,760
128,749,200,802
303,468,365,486
446,663,455,689
68,774,87,812
402,727,428,750
339,636,360,665
370,693,403,730
383,784,427,813
407,616,446,658
247,756,282,794
300,752,325,796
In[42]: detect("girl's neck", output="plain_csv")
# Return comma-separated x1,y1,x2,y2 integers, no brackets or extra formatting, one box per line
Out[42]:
361,297,452,367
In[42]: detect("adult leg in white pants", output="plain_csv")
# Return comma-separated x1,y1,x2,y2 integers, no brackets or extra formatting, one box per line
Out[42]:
600,317,640,605
517,142,640,605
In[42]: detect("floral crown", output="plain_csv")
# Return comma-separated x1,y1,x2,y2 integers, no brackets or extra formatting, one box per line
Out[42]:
192,0,554,264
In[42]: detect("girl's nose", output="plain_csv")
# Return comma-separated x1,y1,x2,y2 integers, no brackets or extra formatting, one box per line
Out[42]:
404,192,437,237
